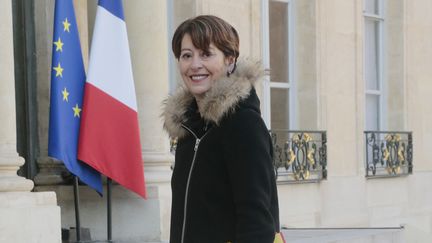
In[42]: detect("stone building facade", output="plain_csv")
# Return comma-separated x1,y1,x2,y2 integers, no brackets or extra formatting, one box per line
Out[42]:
1,0,432,242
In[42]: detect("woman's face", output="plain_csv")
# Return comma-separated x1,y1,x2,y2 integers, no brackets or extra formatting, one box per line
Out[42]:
178,34,233,100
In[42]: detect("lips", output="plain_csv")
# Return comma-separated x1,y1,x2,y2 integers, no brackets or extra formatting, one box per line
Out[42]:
190,74,209,81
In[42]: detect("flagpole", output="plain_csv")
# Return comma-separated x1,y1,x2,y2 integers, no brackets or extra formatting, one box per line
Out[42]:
73,176,82,242
107,177,112,242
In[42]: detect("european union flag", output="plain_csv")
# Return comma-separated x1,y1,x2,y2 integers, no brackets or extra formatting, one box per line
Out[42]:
48,0,102,194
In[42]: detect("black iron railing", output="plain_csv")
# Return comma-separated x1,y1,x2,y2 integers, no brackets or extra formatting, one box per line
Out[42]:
269,130,327,183
364,131,413,178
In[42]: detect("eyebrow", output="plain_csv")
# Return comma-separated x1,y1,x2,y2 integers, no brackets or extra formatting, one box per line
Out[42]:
180,48,192,53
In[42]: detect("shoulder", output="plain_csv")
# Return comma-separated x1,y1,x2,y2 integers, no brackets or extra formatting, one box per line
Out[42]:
222,107,270,141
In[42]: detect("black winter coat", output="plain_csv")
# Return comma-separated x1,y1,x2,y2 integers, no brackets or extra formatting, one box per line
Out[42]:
163,58,280,243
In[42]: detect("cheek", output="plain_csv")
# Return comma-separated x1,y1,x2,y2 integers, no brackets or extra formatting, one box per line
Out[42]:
214,64,227,77
178,65,191,81
178,62,187,74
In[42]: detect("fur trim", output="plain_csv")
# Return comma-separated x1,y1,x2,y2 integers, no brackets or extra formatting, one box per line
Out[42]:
162,57,264,138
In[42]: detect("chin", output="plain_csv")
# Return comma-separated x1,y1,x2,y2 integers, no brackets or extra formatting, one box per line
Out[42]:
190,90,208,97
188,86,210,96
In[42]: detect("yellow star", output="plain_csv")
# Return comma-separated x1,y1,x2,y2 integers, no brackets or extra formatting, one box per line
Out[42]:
53,37,64,52
53,63,63,77
62,88,69,102
73,104,82,117
63,18,71,32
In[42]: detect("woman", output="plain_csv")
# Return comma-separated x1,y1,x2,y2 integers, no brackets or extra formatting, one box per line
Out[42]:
163,15,281,243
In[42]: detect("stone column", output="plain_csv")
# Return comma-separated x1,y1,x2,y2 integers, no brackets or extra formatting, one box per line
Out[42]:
0,1,34,193
33,0,69,186
126,1,172,180
0,1,61,242
125,1,173,241
35,0,90,186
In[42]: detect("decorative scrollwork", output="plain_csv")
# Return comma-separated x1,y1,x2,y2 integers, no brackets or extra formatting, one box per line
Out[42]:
365,131,413,178
270,130,327,183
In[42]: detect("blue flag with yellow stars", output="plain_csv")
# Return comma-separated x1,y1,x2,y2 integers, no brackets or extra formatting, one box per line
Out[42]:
48,0,102,194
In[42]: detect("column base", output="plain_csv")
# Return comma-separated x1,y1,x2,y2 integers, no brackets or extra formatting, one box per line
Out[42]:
35,183,171,243
31,151,173,242
0,153,34,191
0,191,61,243
34,156,71,185
143,152,173,184
0,176,34,191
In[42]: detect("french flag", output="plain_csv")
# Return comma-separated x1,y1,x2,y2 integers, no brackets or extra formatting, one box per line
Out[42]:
78,0,146,198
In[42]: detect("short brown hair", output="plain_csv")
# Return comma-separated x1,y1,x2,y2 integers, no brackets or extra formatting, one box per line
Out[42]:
172,15,239,60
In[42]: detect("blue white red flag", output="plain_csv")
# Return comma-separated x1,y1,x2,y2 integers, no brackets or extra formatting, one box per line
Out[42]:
78,0,146,198
48,0,103,194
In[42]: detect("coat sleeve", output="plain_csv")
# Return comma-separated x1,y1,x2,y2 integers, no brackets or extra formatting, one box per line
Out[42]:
224,109,279,243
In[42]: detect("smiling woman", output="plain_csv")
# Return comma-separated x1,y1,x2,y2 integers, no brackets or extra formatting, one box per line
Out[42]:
177,34,233,102
172,15,239,105
163,15,281,243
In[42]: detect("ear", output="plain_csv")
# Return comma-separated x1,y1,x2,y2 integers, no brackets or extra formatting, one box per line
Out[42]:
225,56,235,65
226,56,236,77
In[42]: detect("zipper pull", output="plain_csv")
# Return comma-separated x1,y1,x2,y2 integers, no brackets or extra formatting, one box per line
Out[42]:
194,138,201,151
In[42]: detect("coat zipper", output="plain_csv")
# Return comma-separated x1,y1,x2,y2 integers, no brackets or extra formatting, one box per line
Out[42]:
180,124,211,243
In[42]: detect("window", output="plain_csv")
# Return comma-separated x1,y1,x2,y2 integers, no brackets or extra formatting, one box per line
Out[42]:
262,0,295,130
364,0,385,131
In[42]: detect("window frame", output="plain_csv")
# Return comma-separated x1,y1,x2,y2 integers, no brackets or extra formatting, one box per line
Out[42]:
364,0,387,131
262,0,297,130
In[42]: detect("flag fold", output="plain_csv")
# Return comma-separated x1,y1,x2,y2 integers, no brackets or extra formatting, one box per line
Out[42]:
48,0,103,194
78,0,146,198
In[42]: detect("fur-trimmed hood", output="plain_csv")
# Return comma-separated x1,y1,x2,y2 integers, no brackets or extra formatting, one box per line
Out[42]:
162,58,265,139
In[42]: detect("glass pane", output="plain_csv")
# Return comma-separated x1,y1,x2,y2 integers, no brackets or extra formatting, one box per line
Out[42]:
269,1,289,83
271,88,290,130
365,0,379,15
366,94,380,130
365,19,380,91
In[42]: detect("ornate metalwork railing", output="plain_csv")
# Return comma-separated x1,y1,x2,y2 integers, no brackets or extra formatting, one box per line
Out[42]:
269,130,327,183
365,131,413,178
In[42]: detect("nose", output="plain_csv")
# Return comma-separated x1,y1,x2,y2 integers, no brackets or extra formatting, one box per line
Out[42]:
190,55,203,70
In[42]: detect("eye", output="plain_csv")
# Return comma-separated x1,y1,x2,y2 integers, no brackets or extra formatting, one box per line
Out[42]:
180,53,192,60
201,51,213,58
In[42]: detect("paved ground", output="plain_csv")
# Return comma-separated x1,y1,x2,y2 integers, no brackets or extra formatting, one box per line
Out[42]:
281,227,404,243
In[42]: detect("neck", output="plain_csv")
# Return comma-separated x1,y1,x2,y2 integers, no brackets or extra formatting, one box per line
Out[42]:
194,94,205,112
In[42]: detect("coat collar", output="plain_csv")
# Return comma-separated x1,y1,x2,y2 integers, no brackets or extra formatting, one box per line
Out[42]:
162,58,265,139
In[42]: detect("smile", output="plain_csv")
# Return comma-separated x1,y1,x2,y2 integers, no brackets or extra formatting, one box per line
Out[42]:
190,75,209,81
